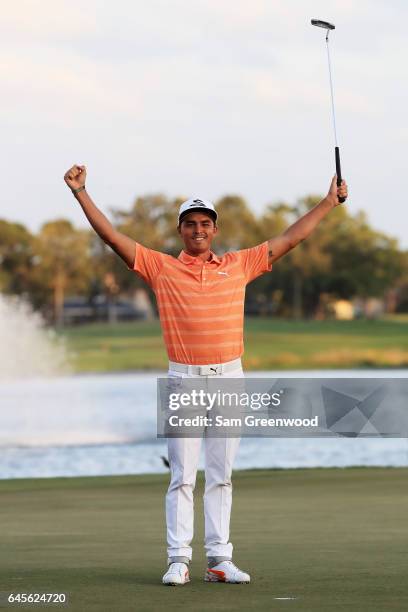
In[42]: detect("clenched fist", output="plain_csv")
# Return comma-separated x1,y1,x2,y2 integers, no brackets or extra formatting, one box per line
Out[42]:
64,164,87,191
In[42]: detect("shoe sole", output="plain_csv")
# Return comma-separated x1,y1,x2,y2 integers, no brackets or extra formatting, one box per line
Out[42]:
163,577,190,586
204,573,250,584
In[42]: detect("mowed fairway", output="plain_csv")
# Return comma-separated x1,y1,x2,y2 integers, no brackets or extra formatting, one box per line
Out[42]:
1,469,407,611
59,317,408,372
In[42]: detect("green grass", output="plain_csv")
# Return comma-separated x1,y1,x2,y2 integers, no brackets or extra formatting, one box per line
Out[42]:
58,318,408,372
0,469,407,611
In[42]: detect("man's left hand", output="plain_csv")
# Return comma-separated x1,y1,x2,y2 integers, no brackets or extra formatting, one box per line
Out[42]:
327,175,348,206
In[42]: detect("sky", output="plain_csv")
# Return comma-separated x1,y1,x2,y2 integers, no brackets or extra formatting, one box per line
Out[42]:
1,0,407,247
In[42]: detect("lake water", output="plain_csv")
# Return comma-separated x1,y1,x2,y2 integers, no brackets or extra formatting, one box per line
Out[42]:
1,371,407,479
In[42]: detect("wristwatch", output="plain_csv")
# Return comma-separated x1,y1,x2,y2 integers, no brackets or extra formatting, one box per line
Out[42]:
72,186,86,195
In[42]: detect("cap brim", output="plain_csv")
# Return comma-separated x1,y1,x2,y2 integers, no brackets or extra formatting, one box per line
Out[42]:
178,208,217,224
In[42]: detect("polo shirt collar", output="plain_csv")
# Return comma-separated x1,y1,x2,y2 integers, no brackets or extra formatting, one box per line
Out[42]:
178,250,221,265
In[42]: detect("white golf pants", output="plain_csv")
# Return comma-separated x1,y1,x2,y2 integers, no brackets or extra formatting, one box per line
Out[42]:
165,360,244,562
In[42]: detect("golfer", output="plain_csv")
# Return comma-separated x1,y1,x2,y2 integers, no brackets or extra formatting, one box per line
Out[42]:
63,165,348,585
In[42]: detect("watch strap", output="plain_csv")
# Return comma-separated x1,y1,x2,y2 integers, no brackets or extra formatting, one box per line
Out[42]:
72,185,86,195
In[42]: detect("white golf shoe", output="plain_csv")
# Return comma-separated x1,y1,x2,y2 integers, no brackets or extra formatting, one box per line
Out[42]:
162,562,190,586
205,561,250,584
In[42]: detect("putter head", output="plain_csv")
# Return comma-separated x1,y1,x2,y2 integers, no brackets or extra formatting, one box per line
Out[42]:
311,19,335,30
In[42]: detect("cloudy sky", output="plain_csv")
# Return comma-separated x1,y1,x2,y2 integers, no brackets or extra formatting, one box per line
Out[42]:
1,0,407,246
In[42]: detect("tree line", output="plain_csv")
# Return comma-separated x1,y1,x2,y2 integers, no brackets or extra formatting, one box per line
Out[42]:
1,192,407,324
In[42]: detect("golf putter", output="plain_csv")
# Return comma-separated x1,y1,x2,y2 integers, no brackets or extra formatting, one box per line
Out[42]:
311,19,346,203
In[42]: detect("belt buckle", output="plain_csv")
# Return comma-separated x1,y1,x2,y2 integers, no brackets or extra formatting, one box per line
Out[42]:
199,365,219,376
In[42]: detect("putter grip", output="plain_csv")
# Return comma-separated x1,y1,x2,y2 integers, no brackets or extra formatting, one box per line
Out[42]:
335,146,346,203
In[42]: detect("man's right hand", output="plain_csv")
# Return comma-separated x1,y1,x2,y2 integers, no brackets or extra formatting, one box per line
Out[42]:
64,164,87,191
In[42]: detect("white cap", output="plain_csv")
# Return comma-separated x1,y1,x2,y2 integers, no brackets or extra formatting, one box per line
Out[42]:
178,198,217,224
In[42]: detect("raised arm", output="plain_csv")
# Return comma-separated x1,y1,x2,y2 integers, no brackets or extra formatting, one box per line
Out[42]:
267,176,348,265
64,164,136,269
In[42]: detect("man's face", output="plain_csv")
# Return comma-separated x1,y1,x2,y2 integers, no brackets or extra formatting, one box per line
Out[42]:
178,212,218,254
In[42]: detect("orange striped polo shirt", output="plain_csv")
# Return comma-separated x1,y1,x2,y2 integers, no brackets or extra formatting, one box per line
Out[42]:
131,241,271,365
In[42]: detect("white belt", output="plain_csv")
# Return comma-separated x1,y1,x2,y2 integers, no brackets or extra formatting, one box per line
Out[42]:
168,358,242,376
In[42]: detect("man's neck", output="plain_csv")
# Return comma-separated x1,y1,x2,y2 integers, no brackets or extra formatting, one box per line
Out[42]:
184,248,212,262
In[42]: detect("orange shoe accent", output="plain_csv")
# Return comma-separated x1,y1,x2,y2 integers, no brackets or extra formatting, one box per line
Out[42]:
207,569,226,581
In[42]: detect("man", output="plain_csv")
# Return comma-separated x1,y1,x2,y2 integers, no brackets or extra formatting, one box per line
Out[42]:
63,165,348,585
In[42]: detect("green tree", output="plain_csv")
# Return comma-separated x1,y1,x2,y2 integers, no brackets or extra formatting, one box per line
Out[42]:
31,220,92,325
3,190,406,322
108,194,182,299
214,195,261,251
112,194,180,254
254,198,405,317
325,210,404,299
0,220,34,296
